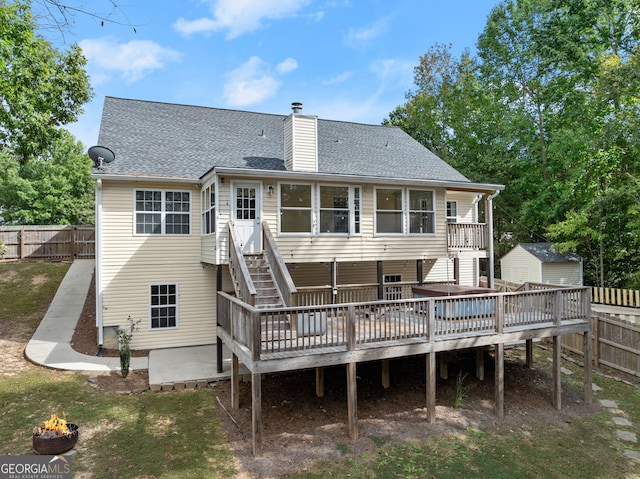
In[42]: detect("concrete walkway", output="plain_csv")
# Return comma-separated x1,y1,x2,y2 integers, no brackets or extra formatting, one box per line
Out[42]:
25,260,242,389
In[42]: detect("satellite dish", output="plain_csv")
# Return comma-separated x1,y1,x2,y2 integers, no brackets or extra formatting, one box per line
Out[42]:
88,145,115,170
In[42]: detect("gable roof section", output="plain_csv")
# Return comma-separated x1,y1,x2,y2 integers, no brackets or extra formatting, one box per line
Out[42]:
518,243,582,263
95,97,494,188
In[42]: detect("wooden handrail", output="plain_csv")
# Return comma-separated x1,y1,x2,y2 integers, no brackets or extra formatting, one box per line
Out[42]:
262,221,297,306
228,220,256,306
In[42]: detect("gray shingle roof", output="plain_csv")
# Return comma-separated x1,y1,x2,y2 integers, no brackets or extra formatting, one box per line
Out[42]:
96,97,473,183
519,243,582,263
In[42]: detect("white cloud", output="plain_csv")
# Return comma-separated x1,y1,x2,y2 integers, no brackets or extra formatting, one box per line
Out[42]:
346,18,388,46
277,58,299,74
370,58,414,86
322,71,354,85
224,56,297,107
79,38,181,83
174,0,311,39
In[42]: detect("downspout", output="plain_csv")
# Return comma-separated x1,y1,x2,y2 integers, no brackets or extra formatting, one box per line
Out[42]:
95,178,104,354
486,190,501,289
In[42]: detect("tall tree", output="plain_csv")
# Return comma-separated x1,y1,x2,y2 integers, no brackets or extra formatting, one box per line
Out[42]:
0,0,92,163
0,129,94,224
0,0,94,225
387,0,640,287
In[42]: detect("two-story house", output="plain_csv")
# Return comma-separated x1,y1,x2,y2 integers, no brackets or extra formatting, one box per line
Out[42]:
92,97,592,455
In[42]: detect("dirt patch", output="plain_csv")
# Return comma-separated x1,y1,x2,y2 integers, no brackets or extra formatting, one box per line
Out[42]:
70,272,148,358
213,349,598,478
90,370,150,394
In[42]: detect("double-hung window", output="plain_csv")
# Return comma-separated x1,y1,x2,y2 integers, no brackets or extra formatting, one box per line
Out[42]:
135,190,191,235
375,188,436,235
409,190,435,234
446,200,458,223
375,188,403,234
150,284,177,329
280,184,313,233
319,186,349,234
201,185,216,234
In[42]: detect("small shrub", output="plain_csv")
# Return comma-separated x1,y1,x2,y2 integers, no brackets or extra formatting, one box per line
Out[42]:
117,316,140,378
0,240,7,259
453,371,472,408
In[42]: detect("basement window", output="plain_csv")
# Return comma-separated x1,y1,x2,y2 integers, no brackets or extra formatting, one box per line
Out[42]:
150,283,178,329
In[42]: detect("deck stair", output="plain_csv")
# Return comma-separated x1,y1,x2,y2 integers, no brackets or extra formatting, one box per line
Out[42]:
243,253,293,341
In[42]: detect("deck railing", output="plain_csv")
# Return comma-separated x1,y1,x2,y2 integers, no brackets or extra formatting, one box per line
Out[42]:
227,221,256,306
218,286,591,359
447,223,488,250
262,221,297,306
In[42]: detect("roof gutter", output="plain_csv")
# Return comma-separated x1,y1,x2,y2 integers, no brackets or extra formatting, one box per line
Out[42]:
208,167,504,193
91,173,202,185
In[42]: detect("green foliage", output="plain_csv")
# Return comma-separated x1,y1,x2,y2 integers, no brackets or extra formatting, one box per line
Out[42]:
0,0,92,162
0,240,6,258
453,371,472,408
388,0,640,287
0,130,95,225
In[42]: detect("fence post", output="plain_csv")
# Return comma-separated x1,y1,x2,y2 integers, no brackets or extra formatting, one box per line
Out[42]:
19,228,25,259
70,226,77,259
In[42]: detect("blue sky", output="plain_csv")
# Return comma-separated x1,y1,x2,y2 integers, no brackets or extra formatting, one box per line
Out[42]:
44,0,500,149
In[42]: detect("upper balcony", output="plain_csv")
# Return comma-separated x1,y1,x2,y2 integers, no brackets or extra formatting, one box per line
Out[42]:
447,223,488,251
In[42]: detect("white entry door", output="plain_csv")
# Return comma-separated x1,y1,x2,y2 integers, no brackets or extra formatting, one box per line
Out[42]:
233,182,261,254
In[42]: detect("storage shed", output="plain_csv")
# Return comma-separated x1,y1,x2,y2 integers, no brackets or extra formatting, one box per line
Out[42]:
500,242,583,286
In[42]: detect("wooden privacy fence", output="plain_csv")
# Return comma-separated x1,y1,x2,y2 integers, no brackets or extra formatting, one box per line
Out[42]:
0,225,95,261
563,312,640,378
591,287,640,308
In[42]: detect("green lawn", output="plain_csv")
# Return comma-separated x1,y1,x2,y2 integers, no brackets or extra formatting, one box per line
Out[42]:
1,262,640,478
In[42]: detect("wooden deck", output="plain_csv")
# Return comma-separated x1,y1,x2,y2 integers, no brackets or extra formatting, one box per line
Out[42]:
216,285,593,456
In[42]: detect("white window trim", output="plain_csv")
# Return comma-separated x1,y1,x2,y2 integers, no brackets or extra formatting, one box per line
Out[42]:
278,182,315,236
133,189,192,236
407,189,436,237
149,282,179,330
446,200,458,224
317,184,362,237
374,187,436,237
374,187,405,236
201,182,216,236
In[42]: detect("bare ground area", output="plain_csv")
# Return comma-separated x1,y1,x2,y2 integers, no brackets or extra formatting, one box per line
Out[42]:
7,270,601,478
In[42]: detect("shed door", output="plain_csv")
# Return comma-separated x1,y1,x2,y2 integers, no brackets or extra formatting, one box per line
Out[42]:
233,183,261,254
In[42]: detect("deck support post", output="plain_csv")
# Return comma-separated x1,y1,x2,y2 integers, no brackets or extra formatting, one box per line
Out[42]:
416,259,423,285
552,335,562,410
525,339,534,369
316,367,325,398
476,348,485,381
494,343,504,418
216,265,223,373
584,330,593,405
251,372,262,456
377,261,384,300
439,352,448,380
426,352,436,423
231,354,240,410
347,362,358,440
381,360,390,389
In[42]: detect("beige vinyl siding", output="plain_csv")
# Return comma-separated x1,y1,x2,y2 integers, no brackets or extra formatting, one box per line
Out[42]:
542,263,582,286
500,245,541,284
270,187,447,263
446,191,478,222
101,180,216,349
284,115,318,172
